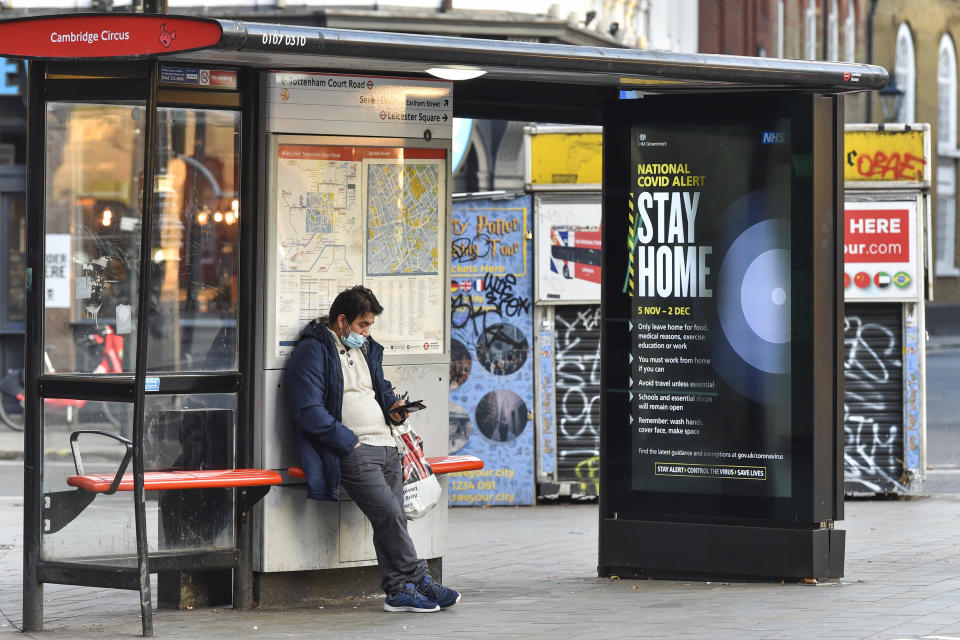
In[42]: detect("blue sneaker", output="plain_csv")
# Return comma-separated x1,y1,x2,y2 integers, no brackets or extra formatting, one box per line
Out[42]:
383,583,440,612
416,575,461,609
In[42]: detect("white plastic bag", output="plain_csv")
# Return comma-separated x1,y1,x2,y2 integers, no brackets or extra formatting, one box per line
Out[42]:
394,423,442,519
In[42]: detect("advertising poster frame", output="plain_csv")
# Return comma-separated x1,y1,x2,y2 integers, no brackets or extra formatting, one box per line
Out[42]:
448,193,536,507
534,193,602,305
599,93,844,580
843,197,923,302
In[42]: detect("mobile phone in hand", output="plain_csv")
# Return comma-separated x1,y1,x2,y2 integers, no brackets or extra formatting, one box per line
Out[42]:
396,400,426,413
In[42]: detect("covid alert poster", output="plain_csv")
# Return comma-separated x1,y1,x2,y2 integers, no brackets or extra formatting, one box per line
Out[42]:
623,117,796,501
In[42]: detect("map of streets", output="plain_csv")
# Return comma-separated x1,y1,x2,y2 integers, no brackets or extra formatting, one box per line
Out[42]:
365,160,441,276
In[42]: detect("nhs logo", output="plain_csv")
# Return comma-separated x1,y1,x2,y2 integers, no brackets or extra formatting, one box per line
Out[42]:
761,131,786,144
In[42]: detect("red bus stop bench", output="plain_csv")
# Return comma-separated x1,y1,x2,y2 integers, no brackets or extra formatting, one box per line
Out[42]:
45,430,282,534
287,454,483,481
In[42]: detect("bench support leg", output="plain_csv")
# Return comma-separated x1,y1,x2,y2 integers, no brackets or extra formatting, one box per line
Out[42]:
235,485,270,610
43,489,96,534
136,496,153,637
134,462,153,636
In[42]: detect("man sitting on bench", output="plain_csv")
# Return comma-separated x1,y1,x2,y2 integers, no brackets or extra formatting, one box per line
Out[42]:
285,285,460,613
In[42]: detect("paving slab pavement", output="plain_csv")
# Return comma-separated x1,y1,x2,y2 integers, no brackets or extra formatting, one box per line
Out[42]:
1,493,960,639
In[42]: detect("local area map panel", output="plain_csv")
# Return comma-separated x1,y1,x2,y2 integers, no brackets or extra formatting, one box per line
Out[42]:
273,143,446,360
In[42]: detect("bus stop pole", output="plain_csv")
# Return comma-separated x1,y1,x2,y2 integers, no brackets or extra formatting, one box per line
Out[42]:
22,59,45,635
233,68,257,611
130,59,161,637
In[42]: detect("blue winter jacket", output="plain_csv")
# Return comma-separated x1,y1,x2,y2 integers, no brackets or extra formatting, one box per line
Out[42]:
285,317,400,500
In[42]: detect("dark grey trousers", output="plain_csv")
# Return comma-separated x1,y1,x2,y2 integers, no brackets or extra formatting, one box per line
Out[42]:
338,444,428,595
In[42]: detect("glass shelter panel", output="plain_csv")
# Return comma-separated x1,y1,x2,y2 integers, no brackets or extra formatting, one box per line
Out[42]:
148,108,241,372
7,193,25,325
43,102,145,373
41,394,237,561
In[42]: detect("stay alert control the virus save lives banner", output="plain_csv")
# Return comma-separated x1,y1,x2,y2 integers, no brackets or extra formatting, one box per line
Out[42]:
625,119,795,499
448,195,534,507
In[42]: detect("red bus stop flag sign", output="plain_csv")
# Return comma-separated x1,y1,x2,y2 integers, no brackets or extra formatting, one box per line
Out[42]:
0,15,222,59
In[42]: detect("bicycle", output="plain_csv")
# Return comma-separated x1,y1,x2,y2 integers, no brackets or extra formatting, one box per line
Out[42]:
0,324,125,431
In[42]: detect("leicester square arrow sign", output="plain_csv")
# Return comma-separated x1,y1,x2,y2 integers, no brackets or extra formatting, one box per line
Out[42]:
0,14,222,59
266,71,454,139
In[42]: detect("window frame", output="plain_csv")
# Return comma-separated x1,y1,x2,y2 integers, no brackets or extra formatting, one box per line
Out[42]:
894,22,916,124
936,33,960,277
938,33,958,153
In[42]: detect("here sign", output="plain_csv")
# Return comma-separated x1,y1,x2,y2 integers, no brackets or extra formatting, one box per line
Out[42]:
844,201,918,301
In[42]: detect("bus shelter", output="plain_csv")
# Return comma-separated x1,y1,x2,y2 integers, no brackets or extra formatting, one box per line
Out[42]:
0,14,886,636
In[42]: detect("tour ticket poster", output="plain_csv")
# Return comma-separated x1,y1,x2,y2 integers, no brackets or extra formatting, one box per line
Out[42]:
626,120,794,499
447,194,535,507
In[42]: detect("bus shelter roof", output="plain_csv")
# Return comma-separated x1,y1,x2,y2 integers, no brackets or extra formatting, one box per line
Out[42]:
0,14,887,119
182,19,887,93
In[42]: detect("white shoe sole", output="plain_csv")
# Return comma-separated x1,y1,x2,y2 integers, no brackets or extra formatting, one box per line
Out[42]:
383,604,440,612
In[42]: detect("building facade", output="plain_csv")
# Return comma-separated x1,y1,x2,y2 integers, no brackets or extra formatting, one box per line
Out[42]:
864,0,960,304
697,0,960,306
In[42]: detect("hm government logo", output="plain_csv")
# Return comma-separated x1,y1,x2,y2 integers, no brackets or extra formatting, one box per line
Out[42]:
636,132,667,148
761,131,786,144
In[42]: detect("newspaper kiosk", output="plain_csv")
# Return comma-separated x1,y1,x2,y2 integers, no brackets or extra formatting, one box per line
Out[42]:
843,123,930,495
0,13,886,636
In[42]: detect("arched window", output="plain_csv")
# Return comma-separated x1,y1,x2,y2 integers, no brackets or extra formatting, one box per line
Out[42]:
827,0,839,61
844,0,857,62
894,22,915,123
936,33,959,275
804,1,817,60
939,33,957,151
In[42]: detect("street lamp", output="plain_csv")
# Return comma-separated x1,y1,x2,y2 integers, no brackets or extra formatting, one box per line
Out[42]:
878,73,904,123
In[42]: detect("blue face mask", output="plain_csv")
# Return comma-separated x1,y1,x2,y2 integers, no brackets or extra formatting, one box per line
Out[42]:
339,325,366,349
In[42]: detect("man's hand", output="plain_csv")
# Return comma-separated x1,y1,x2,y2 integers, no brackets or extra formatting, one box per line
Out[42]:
389,399,408,424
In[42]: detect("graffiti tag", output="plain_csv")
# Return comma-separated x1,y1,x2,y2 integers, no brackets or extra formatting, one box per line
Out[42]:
847,149,926,181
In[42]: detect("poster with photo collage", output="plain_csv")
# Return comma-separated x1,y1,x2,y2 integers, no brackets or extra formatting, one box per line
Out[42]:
448,194,534,507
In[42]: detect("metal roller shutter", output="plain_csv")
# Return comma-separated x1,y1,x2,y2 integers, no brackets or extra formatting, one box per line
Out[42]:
843,303,904,495
554,305,601,495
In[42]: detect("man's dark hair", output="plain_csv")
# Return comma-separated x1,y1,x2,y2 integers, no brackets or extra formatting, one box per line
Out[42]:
328,285,384,324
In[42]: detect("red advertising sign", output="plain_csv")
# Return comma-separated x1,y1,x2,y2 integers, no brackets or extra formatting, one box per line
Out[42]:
844,201,919,301
0,15,221,59
844,208,909,263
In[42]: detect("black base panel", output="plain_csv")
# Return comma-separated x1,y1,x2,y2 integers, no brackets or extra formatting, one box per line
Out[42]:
599,519,844,581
